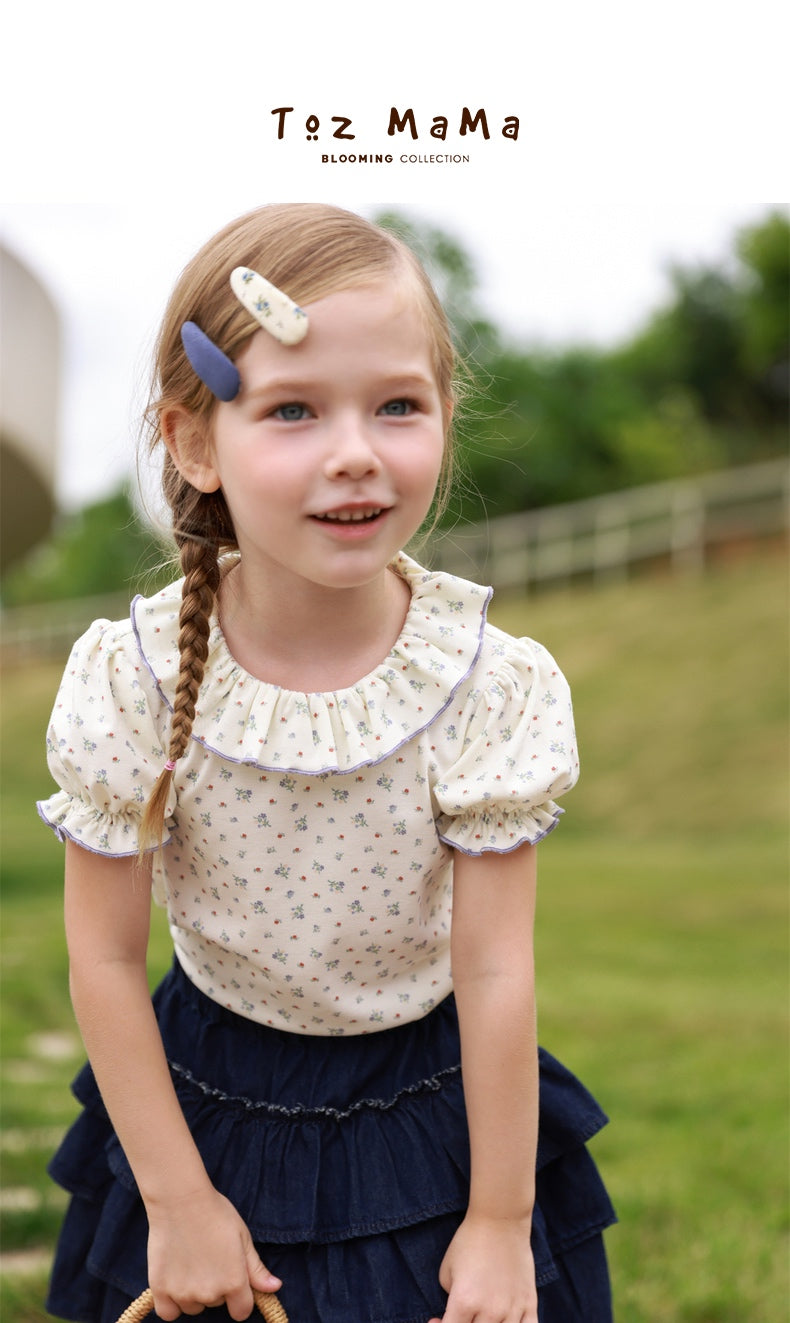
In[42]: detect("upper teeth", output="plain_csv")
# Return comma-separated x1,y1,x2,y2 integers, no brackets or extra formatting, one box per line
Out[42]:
320,508,383,522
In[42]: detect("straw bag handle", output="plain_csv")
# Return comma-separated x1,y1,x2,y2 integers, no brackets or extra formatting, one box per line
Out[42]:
115,1287,288,1322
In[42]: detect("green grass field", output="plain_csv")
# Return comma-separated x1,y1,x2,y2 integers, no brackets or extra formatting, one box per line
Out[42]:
2,548,788,1321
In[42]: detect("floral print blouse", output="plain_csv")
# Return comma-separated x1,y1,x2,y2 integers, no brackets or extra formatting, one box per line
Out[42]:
38,554,579,1035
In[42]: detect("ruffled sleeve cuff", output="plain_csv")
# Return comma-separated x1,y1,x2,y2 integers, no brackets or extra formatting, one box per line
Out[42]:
36,615,174,857
437,800,564,855
432,631,579,856
37,790,162,857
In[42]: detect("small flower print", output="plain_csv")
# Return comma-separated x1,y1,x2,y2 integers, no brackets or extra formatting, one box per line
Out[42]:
38,557,579,1035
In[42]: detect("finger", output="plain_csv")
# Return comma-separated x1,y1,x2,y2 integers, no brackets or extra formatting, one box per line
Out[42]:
219,1269,254,1323
225,1286,254,1323
151,1297,182,1322
431,1304,480,1323
244,1235,282,1293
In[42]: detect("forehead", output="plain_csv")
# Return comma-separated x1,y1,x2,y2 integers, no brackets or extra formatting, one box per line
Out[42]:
235,279,439,388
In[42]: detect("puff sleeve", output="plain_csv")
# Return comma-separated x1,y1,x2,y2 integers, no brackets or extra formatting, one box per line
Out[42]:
433,635,579,854
37,617,176,856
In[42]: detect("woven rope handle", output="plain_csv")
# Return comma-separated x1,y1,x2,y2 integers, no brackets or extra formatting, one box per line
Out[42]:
115,1286,288,1322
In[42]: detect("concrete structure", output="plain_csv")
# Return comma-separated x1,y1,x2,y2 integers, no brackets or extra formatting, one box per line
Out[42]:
0,244,61,573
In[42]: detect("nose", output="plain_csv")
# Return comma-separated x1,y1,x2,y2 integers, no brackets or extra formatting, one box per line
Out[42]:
323,415,382,481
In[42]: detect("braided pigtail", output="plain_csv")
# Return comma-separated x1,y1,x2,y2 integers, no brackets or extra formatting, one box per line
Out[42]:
138,533,222,854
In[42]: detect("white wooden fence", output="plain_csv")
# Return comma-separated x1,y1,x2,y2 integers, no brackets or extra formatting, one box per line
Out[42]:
428,458,789,591
2,459,788,665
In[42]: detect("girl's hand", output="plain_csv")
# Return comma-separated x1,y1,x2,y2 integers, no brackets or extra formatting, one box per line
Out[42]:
428,1212,538,1323
146,1185,281,1321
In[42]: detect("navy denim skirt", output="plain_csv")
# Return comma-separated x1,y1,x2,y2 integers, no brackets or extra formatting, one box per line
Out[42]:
47,960,616,1323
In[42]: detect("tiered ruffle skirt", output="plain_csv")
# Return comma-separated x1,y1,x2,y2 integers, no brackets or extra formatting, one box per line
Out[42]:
47,961,616,1323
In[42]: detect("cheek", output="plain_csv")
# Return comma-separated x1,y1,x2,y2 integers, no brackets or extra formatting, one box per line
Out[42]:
224,443,303,493
396,440,445,515
421,429,448,487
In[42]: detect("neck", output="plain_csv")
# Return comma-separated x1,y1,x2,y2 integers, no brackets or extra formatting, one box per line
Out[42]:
217,561,411,691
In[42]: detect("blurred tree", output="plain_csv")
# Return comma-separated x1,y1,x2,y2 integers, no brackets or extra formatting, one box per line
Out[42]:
735,209,790,423
613,267,748,425
1,486,170,606
446,348,725,522
610,210,788,464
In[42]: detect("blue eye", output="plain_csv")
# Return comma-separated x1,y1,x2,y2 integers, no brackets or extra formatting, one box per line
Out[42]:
380,399,413,416
274,403,310,421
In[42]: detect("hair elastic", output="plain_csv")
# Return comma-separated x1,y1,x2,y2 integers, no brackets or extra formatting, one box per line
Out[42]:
180,267,309,402
164,759,177,772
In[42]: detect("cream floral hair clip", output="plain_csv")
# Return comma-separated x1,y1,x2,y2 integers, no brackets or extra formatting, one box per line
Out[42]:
180,268,308,402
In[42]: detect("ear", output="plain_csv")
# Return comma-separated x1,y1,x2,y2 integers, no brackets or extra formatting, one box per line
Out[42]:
161,407,221,493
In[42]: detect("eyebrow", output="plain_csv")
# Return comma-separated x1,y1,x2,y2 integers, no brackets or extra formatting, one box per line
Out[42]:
241,371,437,400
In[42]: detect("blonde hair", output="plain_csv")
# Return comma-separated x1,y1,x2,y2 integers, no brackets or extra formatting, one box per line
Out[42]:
139,203,461,850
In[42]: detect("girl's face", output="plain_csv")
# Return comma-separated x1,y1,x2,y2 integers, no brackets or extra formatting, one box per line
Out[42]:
190,278,447,595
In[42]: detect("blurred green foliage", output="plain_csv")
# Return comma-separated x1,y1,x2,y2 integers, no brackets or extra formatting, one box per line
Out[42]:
441,209,788,522
2,210,787,606
1,489,172,606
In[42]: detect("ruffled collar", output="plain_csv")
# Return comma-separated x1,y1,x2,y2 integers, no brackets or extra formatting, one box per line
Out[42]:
132,553,492,775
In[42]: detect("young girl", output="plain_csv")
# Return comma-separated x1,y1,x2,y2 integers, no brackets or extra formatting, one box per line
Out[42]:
38,203,615,1323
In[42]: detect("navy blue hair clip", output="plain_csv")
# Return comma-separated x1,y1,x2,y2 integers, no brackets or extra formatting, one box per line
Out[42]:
180,268,308,402
181,322,241,402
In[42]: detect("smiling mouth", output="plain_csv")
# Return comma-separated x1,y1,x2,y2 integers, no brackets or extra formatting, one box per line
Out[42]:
313,507,387,524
